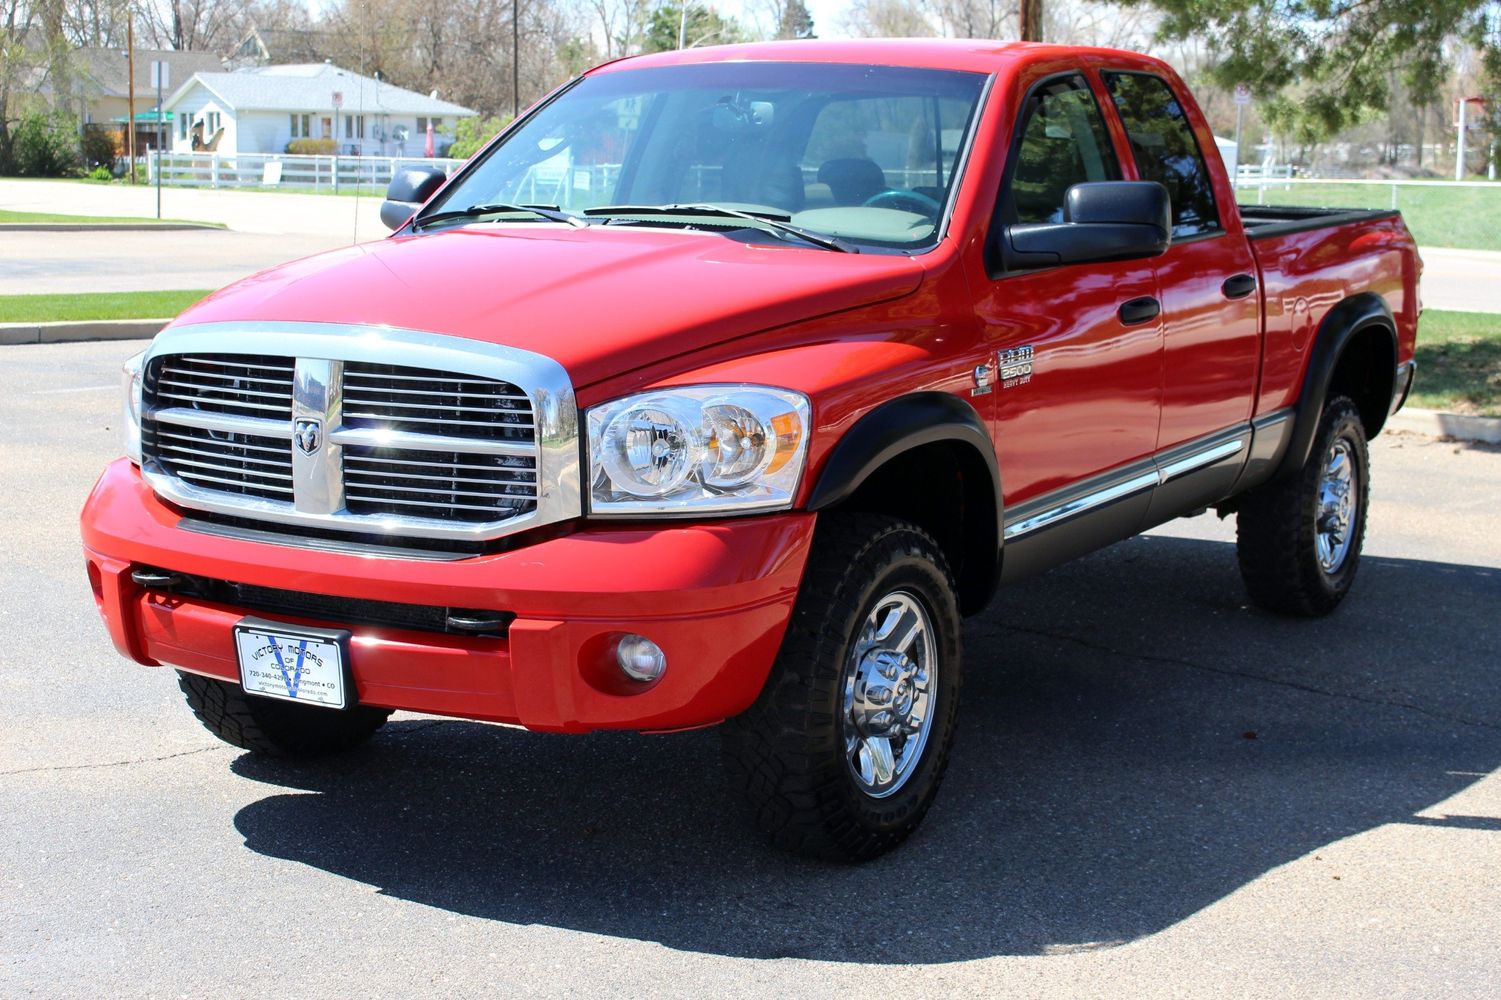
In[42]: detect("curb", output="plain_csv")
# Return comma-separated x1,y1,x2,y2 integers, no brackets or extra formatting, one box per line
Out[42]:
0,319,166,346
1388,407,1501,445
0,222,224,232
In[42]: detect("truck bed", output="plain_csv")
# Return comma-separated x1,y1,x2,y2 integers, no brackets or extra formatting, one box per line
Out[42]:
1239,204,1402,240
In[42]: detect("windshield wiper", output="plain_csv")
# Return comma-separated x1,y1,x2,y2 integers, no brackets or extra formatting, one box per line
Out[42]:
414,202,586,230
582,203,858,253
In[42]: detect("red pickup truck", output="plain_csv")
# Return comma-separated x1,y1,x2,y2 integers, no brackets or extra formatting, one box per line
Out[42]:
82,40,1419,861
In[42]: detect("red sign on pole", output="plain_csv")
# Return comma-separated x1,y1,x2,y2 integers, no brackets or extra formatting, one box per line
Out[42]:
332,91,344,109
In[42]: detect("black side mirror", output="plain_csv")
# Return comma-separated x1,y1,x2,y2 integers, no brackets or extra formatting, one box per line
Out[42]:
381,165,449,231
994,181,1171,272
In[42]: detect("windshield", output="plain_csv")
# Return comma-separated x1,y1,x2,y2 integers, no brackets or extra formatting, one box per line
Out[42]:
426,62,988,251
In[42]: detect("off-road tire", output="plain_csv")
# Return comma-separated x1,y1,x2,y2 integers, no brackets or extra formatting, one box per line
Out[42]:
1236,395,1370,616
176,670,391,757
721,514,963,862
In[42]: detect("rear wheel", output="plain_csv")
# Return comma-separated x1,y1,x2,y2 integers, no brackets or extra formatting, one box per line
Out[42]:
721,514,963,861
177,670,391,757
1236,395,1370,616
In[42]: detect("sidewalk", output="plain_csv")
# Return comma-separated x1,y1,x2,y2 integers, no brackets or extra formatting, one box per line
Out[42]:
1415,247,1501,315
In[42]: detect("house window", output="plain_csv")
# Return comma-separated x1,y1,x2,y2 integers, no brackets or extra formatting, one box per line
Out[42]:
289,113,311,138
345,115,365,140
206,111,221,135
180,114,189,141
417,117,443,134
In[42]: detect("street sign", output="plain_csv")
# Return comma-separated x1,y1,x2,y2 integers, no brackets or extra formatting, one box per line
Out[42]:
332,91,344,109
150,61,169,90
1234,84,1251,107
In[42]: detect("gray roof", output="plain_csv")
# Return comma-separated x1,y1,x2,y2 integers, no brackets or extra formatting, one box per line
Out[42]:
75,47,227,99
166,63,475,117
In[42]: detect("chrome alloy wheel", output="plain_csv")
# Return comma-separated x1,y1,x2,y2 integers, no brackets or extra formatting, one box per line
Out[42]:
1316,436,1358,573
841,591,937,799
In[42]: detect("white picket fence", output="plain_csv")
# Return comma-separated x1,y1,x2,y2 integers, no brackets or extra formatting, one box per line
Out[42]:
142,151,465,191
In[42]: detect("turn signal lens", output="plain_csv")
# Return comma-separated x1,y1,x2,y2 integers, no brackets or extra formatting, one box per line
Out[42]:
122,350,146,464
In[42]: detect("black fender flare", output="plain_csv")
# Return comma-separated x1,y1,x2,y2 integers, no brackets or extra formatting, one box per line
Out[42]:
1275,292,1398,481
806,392,1003,613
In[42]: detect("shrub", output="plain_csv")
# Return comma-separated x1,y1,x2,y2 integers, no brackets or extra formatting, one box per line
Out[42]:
81,127,117,172
447,116,511,160
12,111,79,177
87,165,113,182
287,138,337,155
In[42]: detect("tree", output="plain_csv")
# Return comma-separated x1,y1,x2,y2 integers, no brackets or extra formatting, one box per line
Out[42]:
839,0,934,37
639,3,746,52
775,0,812,39
1124,0,1501,140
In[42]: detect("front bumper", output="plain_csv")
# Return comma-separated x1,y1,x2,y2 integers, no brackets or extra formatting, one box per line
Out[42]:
81,460,815,733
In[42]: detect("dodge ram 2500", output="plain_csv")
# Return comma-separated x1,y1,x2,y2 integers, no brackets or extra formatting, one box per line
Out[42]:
82,40,1419,860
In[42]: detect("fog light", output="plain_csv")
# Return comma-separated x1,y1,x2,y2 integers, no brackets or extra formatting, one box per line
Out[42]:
616,634,666,683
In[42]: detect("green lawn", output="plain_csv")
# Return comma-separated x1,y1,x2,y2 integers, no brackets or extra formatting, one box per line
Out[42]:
1236,182,1501,252
0,289,212,324
1412,309,1501,417
0,208,222,227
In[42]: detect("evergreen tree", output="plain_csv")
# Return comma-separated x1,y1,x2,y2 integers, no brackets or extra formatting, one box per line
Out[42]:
777,0,815,39
1127,0,1501,141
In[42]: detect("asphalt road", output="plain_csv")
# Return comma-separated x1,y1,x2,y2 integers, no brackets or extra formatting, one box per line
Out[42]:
3,341,1499,998
0,229,357,297
1,177,1498,313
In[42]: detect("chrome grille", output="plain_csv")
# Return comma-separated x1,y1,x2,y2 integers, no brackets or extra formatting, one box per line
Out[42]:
343,447,537,522
151,354,293,419
135,324,577,546
343,363,534,441
143,422,293,502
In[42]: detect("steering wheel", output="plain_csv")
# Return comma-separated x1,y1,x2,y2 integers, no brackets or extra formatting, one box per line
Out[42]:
861,188,942,217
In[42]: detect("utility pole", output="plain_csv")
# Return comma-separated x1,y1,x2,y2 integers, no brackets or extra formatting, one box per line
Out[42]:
679,1,687,49
126,16,136,184
1019,0,1044,42
513,0,520,118
1455,97,1485,181
151,60,167,219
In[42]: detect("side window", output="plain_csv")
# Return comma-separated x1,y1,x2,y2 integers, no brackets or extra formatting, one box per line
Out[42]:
1000,75,1120,226
1104,73,1219,238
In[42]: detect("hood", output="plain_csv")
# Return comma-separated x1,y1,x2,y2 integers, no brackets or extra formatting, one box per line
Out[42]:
175,225,927,388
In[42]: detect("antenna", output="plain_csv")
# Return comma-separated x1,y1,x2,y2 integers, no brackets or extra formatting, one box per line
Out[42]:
352,56,368,243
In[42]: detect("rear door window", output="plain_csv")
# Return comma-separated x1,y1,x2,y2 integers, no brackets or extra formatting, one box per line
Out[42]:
1103,73,1220,238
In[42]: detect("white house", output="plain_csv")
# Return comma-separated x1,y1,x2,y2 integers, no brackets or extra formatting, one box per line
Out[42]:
162,62,477,157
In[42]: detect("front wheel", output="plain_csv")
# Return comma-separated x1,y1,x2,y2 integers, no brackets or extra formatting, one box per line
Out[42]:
1236,395,1371,616
177,670,391,758
721,514,963,861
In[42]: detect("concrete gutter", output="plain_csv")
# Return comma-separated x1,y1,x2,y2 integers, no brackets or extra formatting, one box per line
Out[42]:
0,222,223,232
1388,407,1501,445
0,319,165,346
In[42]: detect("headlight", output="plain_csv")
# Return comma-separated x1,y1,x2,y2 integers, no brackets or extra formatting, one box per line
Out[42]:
122,350,146,464
587,386,810,515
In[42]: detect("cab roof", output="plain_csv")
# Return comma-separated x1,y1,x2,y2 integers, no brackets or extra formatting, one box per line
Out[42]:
588,38,1167,78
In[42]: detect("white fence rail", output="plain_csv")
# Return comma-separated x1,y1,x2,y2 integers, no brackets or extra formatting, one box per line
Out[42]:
1231,172,1501,208
144,152,465,191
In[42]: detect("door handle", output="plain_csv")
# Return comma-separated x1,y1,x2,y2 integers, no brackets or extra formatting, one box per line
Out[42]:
1118,296,1161,326
1222,273,1257,299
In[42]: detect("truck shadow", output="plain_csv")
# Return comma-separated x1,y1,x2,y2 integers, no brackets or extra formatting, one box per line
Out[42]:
229,534,1501,963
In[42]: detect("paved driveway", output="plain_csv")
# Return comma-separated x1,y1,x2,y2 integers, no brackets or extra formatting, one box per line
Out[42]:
2,340,1498,998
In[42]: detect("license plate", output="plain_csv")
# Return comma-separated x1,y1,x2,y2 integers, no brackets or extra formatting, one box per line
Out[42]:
234,620,349,709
